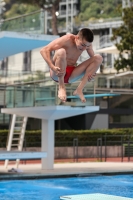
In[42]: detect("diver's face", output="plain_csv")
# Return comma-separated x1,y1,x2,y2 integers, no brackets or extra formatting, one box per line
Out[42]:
76,36,91,51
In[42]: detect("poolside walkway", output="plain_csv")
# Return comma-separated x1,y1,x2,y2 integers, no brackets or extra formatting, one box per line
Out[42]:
0,162,133,179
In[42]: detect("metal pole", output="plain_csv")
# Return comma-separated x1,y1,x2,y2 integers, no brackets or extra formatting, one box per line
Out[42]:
97,138,102,161
100,137,102,161
0,1,1,31
104,135,107,162
73,138,78,162
0,0,4,31
45,10,47,34
121,135,123,162
40,9,45,34
128,134,130,162
14,86,16,107
71,0,73,33
66,0,68,33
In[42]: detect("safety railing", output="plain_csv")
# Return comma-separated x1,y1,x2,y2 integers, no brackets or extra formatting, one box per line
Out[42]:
3,80,94,108
95,76,133,90
0,69,95,108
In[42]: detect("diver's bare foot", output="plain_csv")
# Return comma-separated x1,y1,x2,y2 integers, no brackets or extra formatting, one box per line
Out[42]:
73,89,86,103
58,87,66,102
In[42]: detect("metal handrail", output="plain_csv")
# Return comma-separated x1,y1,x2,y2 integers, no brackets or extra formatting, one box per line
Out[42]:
2,10,41,22
73,138,78,162
97,138,102,161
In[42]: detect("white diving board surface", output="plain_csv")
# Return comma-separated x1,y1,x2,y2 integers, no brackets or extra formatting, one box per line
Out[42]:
36,93,120,101
0,151,47,160
60,193,133,200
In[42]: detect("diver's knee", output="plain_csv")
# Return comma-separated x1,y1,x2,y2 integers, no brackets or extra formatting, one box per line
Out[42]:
94,54,103,64
56,48,66,60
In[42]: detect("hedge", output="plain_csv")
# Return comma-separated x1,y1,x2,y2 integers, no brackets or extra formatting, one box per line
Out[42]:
0,128,133,147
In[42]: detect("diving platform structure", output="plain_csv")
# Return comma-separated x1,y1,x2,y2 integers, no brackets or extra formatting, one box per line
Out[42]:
1,105,99,170
1,93,120,170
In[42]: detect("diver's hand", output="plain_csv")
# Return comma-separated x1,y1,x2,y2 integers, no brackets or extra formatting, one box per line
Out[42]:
53,66,65,77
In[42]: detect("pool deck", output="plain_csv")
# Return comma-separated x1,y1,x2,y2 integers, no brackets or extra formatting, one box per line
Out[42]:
0,162,133,179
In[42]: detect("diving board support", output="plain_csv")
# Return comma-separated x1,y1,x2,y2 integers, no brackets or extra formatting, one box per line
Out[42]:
41,119,54,170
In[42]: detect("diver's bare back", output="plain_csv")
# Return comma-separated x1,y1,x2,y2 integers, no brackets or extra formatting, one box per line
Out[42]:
54,34,83,66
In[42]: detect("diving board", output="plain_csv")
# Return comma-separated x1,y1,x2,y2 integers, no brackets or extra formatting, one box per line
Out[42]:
35,93,120,101
0,31,59,60
60,193,133,200
67,93,120,99
0,151,47,160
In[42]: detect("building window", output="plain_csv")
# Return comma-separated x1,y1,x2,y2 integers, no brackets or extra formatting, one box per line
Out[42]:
110,115,133,124
23,51,31,71
0,58,8,76
98,77,106,88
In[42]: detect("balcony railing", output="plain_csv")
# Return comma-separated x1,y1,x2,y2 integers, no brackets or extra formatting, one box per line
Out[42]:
99,34,121,48
60,0,78,3
100,35,113,48
88,17,123,30
95,76,133,91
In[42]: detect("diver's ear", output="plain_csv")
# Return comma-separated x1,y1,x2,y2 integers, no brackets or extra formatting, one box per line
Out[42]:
76,35,79,39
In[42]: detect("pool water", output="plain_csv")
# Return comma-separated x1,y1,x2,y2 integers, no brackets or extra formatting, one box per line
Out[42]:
0,174,133,200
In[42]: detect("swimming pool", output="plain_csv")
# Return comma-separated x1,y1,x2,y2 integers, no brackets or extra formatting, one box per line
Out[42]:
0,174,133,200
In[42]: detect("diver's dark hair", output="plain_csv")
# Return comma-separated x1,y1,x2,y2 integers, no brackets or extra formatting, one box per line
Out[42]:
78,28,94,42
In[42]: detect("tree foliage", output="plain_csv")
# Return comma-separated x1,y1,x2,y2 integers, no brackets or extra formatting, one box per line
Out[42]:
111,6,133,71
78,0,122,21
4,0,61,35
4,3,37,18
18,0,61,35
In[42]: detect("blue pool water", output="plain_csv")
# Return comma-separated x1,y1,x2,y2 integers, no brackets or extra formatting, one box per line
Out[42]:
0,175,133,200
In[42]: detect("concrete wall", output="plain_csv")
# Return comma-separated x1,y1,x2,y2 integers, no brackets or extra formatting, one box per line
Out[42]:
54,146,124,159
8,53,23,72
31,47,49,72
85,113,108,129
91,114,108,129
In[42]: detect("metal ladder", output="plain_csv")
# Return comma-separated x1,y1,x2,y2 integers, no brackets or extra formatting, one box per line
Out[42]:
5,114,28,168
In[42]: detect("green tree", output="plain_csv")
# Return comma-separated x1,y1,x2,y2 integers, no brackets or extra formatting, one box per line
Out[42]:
79,0,121,22
4,3,37,18
111,6,133,71
17,0,61,35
